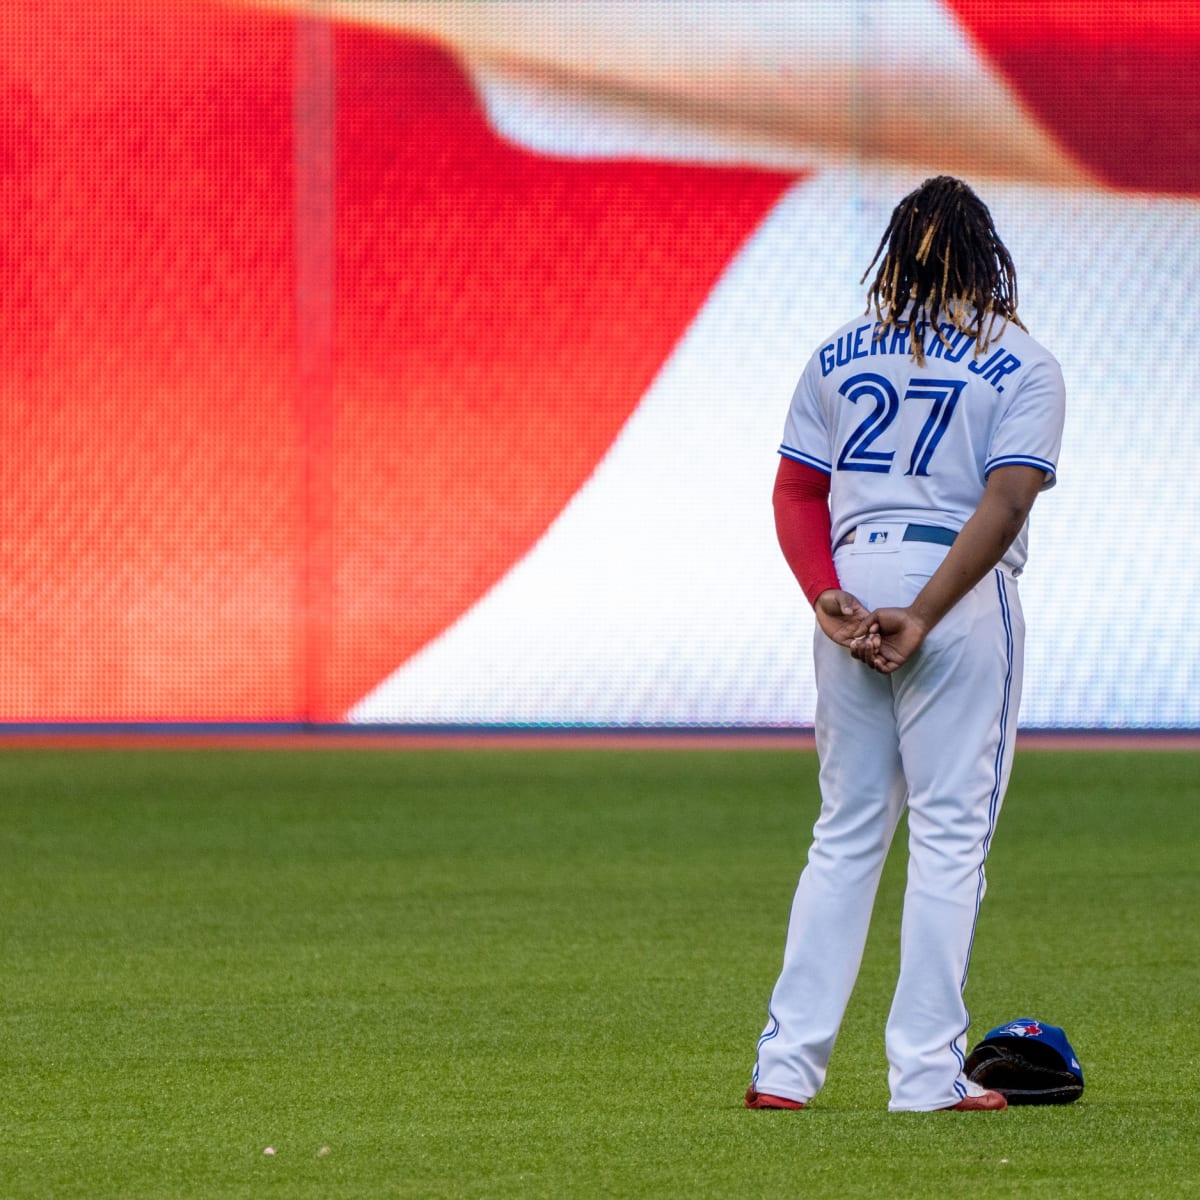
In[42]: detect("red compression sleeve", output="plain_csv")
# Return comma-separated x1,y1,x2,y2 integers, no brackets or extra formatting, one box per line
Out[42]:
773,457,840,607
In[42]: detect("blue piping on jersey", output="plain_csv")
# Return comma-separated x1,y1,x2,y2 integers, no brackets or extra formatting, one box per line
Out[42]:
985,571,1016,864
950,570,1015,1088
985,454,1055,474
960,569,1014,991
751,1008,781,1086
778,444,832,474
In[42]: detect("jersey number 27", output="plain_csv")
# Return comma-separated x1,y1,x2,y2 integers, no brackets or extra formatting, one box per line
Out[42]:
835,373,965,476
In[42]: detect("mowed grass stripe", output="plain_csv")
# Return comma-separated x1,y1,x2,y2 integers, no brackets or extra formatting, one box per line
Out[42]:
0,749,1196,1198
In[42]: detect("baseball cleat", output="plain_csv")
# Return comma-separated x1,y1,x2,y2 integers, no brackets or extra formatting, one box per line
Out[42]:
744,1086,805,1110
941,1089,1008,1111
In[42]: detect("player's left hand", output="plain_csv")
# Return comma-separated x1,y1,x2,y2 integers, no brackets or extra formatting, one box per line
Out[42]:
855,606,929,674
814,589,878,652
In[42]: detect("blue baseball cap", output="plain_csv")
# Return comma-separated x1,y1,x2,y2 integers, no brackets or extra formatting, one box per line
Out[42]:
975,1018,1084,1083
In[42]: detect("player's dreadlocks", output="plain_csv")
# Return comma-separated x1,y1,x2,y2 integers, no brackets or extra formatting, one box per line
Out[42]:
861,175,1025,366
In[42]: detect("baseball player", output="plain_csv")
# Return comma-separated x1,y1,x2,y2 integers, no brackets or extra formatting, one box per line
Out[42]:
747,176,1066,1113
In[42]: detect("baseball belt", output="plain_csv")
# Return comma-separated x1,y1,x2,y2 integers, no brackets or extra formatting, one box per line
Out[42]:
835,523,958,550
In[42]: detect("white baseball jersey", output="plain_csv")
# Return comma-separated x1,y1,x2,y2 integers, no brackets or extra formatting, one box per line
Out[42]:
779,312,1066,571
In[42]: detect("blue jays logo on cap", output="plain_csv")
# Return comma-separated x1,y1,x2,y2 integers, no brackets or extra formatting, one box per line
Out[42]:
999,1019,1043,1038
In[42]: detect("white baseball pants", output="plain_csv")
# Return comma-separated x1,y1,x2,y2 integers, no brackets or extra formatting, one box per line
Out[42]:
753,527,1024,1111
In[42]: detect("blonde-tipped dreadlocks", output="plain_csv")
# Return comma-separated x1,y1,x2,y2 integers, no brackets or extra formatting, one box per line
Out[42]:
861,176,1025,366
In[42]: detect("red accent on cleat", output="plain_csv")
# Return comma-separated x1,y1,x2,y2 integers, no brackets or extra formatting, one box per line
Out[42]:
745,1086,805,1110
942,1090,1008,1111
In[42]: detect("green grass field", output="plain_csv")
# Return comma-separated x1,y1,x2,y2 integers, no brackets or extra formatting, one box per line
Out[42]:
2,746,1197,1198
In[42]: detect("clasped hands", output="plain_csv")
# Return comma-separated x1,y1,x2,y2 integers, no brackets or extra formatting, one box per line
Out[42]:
814,589,928,675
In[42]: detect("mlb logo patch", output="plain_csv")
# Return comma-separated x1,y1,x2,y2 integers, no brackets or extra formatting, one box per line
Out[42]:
868,531,889,544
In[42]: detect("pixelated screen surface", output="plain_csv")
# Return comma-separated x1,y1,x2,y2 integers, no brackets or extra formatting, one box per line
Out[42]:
1,0,1196,727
